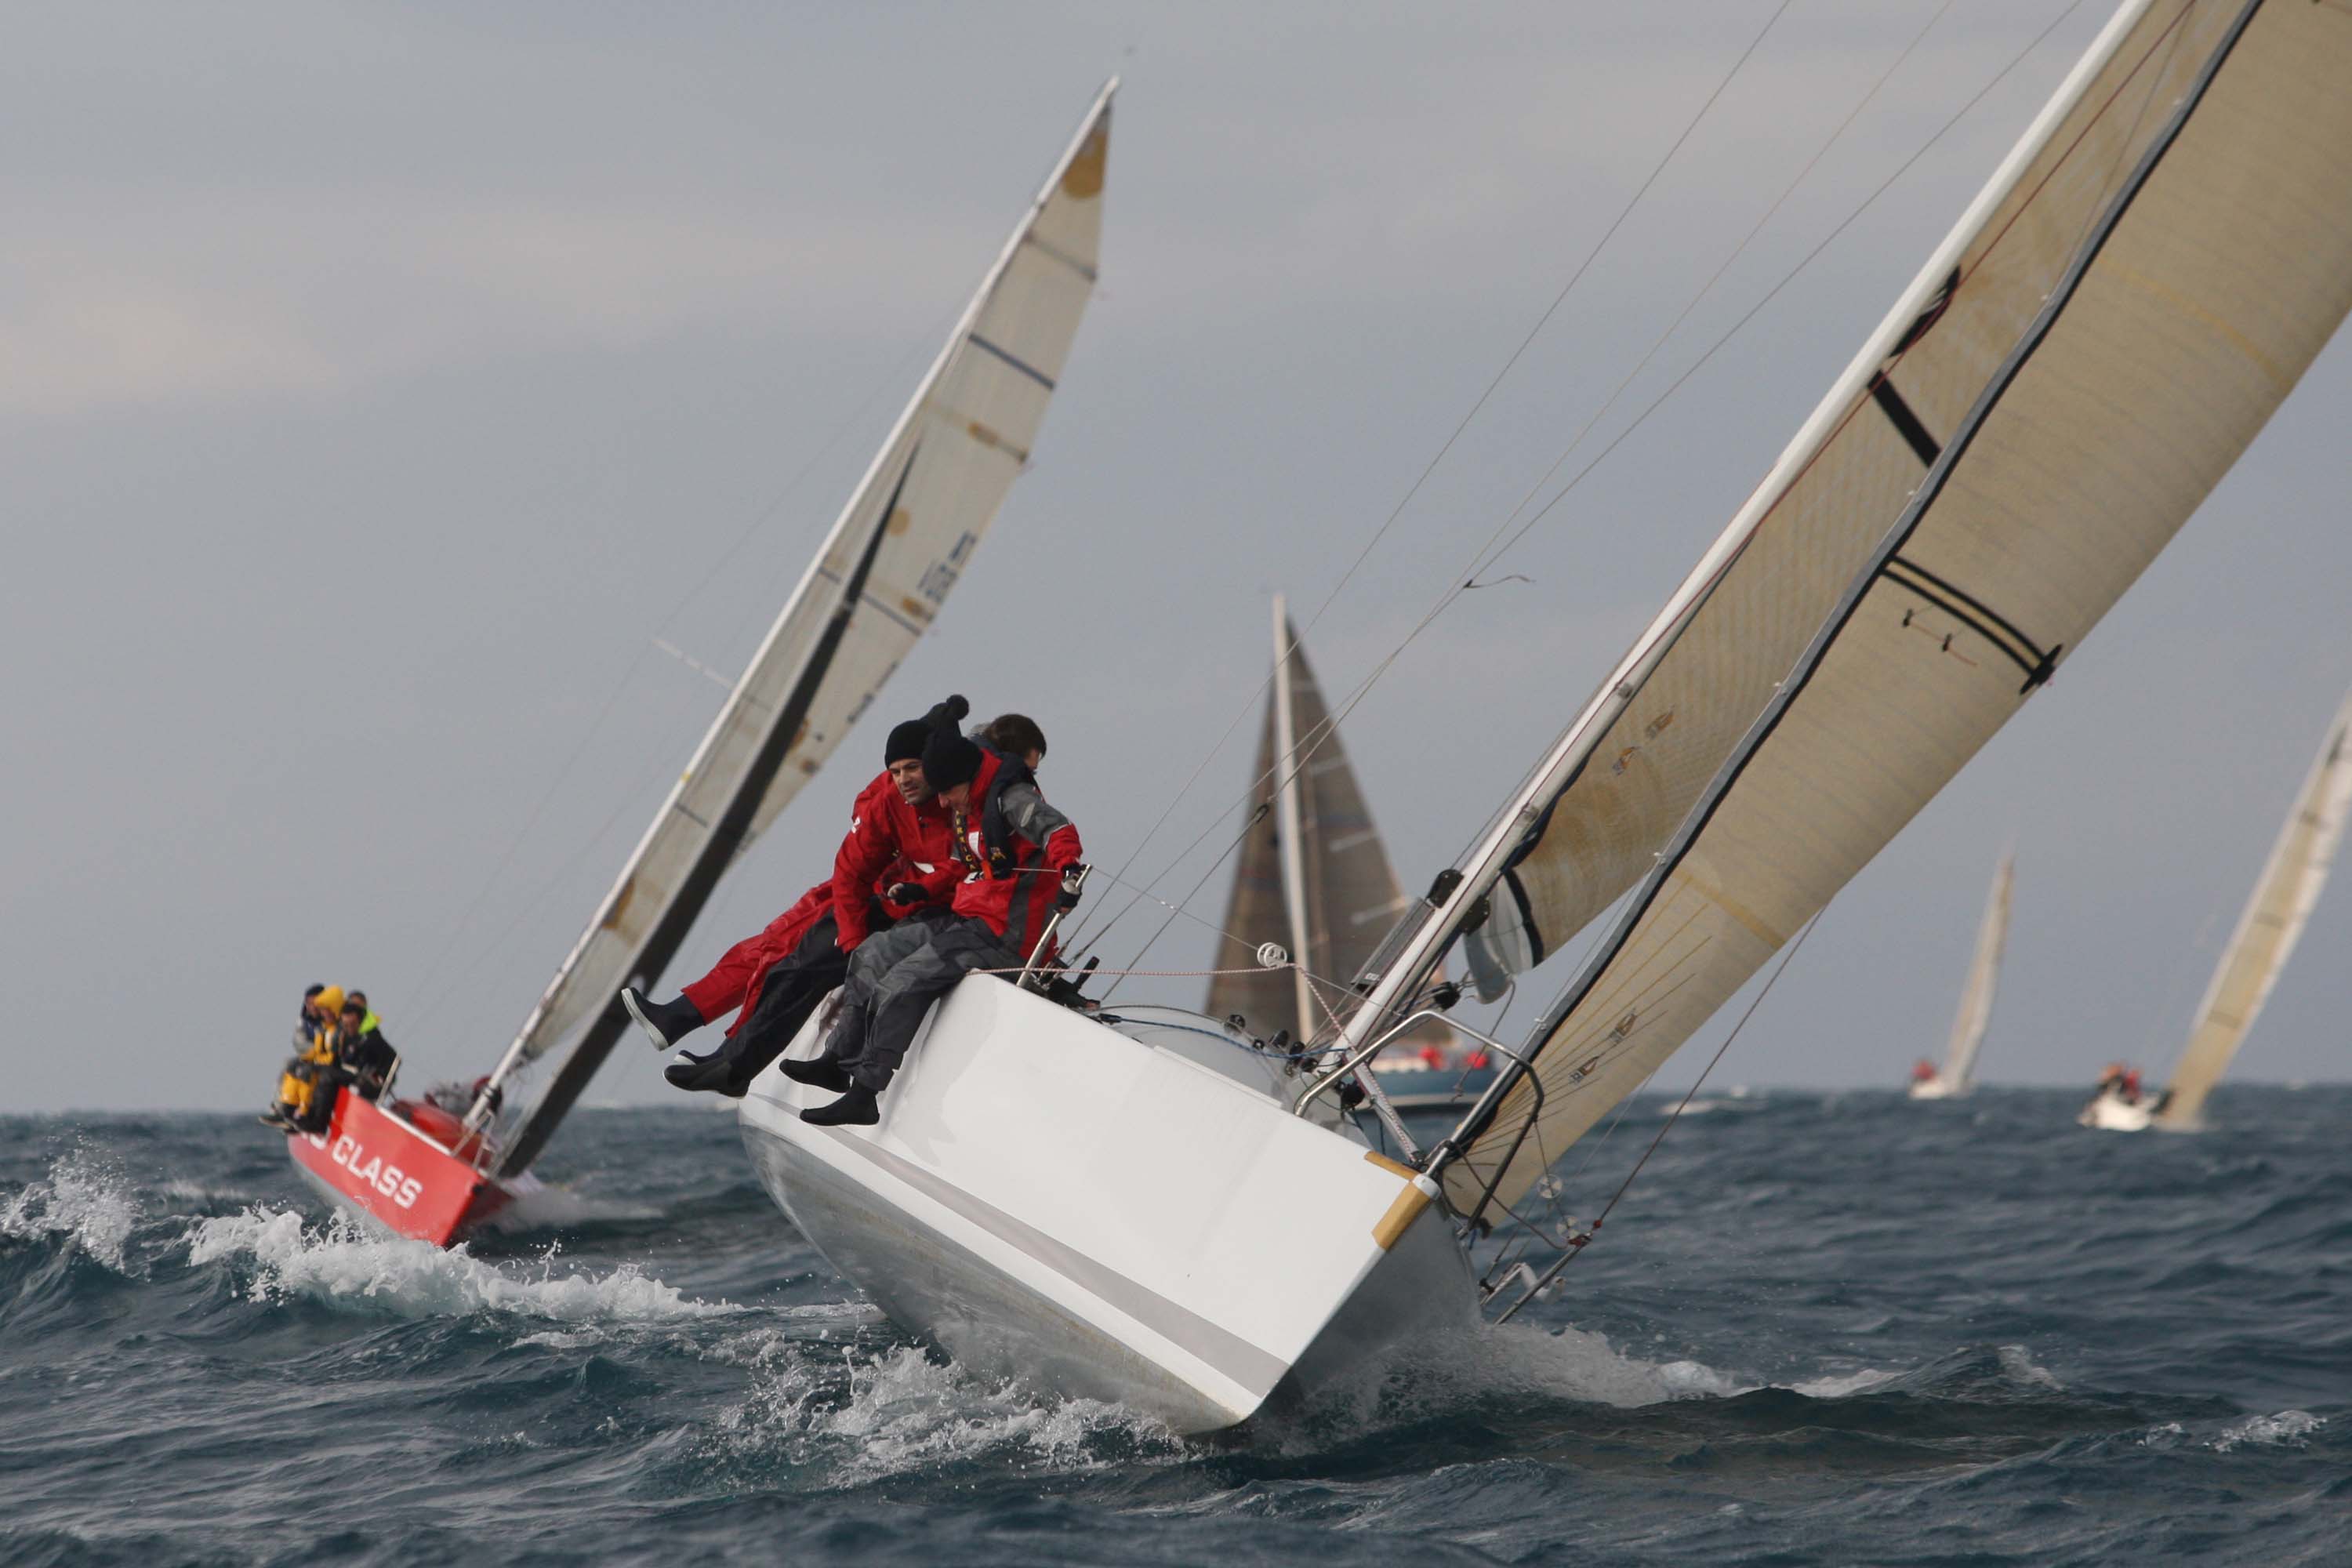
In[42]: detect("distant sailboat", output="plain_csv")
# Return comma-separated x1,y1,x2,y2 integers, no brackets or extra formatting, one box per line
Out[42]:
282,82,1115,1243
2081,682,2352,1132
738,2,2352,1432
1207,597,1487,1112
1910,853,2013,1098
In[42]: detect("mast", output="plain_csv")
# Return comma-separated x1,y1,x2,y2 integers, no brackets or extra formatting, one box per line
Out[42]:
1269,596,1321,1039
474,82,1116,1173
2157,684,2352,1127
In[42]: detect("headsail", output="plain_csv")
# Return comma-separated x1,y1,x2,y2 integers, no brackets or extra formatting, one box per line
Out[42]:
1937,852,2013,1094
1331,0,2352,1219
1210,597,1448,1051
2156,685,2352,1127
483,83,1115,1175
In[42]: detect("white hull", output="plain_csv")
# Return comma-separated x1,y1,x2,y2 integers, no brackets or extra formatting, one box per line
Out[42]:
2077,1090,2154,1132
1906,1076,1967,1101
739,982,1471,1433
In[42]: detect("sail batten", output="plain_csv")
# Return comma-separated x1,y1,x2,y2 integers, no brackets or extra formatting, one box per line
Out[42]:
481,83,1115,1173
2157,687,2352,1127
1382,0,2352,1218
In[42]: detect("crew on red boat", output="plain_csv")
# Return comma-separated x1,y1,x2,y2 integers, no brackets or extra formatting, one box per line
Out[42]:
335,992,398,1102
790,709,1085,1127
619,698,968,1097
266,983,345,1132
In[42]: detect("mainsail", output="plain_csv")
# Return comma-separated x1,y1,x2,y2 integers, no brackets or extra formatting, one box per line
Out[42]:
1210,597,1450,1051
1326,0,2352,1220
481,84,1115,1175
2155,685,2352,1127
1936,852,2013,1094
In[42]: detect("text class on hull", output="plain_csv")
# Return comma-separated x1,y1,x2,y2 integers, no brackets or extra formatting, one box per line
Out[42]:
738,2,2352,1431
283,84,1116,1246
2082,681,2352,1132
1910,853,2013,1099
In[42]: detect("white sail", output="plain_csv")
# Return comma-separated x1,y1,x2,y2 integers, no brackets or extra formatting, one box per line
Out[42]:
2156,686,2352,1127
1342,0,2352,1219
1209,597,1448,1051
485,84,1114,1173
1936,852,2013,1093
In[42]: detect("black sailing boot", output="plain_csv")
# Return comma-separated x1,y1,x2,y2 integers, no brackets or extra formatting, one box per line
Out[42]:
799,1083,880,1127
622,987,703,1050
664,1046,748,1098
779,1054,853,1093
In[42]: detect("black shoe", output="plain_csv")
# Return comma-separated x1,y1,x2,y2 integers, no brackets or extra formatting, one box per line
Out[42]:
800,1083,880,1127
259,1105,294,1131
780,1054,853,1093
665,1047,748,1098
622,986,702,1050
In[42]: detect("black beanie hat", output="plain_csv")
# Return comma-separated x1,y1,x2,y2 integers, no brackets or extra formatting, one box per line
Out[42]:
884,718,931,765
922,731,985,793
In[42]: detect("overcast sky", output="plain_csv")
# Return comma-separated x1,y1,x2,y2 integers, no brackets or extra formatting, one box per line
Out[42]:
7,1,2348,1116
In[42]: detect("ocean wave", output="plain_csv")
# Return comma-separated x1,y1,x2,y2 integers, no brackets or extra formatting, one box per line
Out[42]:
707,1343,1184,1487
0,1148,140,1273
183,1206,738,1325
2212,1410,2324,1451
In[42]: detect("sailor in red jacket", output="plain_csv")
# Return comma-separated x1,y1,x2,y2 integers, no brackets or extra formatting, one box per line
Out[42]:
617,701,962,1095
789,714,1083,1126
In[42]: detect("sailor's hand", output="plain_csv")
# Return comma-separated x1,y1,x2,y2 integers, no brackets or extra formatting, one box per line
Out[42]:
885,882,926,906
1054,865,1087,910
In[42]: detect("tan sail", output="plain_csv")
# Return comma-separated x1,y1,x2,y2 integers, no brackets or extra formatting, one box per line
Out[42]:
1350,1,2352,1218
482,85,1115,1172
2157,687,2352,1127
1937,852,2014,1093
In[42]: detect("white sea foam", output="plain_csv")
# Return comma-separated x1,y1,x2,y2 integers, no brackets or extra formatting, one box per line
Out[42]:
2213,1410,2324,1451
1994,1343,2063,1389
1,1147,140,1272
714,1343,1181,1484
185,1206,736,1325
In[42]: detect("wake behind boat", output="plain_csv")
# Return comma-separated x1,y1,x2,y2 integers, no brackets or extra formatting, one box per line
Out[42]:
730,1,2352,1431
267,83,1116,1243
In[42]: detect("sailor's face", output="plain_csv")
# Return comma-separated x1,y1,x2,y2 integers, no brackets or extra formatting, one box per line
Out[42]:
938,781,971,812
888,757,930,804
1022,749,1044,771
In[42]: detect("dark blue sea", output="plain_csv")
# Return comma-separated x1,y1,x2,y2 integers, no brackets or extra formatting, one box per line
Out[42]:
5,1087,2347,1566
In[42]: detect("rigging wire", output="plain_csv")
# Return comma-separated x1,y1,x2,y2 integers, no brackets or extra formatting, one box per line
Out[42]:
397,320,951,1027
1082,0,2092,988
1070,0,1798,964
1490,905,1829,1323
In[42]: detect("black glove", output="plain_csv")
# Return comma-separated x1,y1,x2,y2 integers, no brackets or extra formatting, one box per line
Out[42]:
886,882,926,906
1054,866,1087,911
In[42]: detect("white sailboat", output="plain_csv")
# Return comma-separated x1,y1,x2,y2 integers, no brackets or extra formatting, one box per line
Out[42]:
2081,682,2352,1131
1910,853,2013,1098
1206,597,1479,1112
281,83,1119,1244
739,1,2352,1430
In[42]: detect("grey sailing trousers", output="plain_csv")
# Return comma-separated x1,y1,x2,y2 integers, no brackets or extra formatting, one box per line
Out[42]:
826,914,1022,1092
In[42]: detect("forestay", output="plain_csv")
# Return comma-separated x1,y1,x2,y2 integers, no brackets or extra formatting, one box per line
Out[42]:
1400,0,2352,1218
1939,852,2013,1092
2158,685,2352,1127
482,85,1114,1175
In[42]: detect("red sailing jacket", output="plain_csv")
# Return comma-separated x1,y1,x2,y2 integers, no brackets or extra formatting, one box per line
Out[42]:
680,769,956,1032
830,770,959,950
948,750,1083,961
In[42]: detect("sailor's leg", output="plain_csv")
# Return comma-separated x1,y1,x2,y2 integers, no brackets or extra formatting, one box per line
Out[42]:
848,920,1018,1094
824,919,932,1073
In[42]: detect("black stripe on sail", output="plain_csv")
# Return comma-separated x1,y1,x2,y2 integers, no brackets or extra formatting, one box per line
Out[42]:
1439,0,2270,1228
968,333,1056,390
1871,375,1943,465
497,444,924,1178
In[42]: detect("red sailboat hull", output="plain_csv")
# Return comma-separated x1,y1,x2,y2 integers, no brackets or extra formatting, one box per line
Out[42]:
284,1089,514,1246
